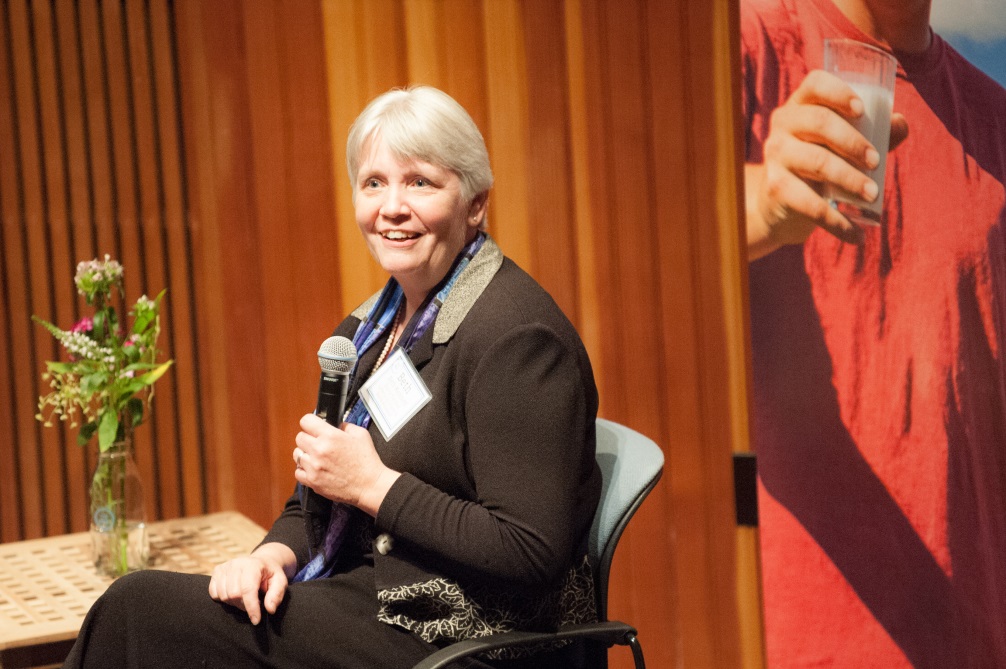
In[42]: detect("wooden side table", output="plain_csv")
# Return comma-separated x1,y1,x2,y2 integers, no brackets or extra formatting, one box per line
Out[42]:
0,512,266,669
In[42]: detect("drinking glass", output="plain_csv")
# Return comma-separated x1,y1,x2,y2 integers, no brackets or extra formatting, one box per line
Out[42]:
822,39,898,226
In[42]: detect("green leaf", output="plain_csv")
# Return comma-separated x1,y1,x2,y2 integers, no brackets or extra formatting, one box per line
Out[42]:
77,421,98,446
137,360,173,385
93,310,106,340
80,372,109,394
98,411,119,452
127,397,144,428
119,379,148,396
105,307,119,338
45,361,73,374
31,315,65,339
132,311,153,335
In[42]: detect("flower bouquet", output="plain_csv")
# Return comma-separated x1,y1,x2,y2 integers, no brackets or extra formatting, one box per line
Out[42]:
34,256,172,577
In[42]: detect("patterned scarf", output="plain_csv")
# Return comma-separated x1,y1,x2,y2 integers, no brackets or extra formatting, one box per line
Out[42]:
294,231,486,582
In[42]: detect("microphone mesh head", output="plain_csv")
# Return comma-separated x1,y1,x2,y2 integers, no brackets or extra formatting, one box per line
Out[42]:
318,336,357,375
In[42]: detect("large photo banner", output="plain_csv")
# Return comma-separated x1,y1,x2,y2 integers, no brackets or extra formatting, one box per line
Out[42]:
740,0,1006,666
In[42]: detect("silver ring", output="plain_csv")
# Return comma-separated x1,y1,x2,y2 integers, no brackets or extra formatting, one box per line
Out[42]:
295,453,302,469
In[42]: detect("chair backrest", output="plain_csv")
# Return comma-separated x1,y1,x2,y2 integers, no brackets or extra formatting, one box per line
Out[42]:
589,418,665,618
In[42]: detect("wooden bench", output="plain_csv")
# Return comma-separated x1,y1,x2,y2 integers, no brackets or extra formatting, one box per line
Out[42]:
0,512,266,669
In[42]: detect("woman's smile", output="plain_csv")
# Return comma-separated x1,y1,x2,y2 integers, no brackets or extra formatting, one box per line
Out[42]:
381,230,421,241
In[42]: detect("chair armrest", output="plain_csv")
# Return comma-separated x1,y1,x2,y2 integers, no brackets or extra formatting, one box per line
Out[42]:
412,621,639,669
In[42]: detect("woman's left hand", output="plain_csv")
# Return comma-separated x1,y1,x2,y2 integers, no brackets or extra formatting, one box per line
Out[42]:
293,414,402,516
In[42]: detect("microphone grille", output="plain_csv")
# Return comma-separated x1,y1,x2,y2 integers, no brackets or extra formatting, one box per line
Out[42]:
318,336,357,375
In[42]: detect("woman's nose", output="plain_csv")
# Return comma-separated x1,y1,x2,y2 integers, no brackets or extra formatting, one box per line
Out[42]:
379,186,410,219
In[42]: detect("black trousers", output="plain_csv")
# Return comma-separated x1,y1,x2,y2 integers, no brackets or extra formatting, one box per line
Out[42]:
61,563,491,669
62,564,584,669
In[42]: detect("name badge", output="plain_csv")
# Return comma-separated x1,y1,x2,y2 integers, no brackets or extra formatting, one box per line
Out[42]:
359,348,432,441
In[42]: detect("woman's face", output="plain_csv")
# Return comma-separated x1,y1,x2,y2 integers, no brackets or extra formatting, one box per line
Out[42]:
354,138,486,304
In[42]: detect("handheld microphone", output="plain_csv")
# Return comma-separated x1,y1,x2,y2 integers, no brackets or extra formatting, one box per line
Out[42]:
315,336,358,426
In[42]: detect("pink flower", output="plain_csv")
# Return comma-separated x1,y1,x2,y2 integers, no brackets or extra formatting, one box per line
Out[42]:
70,317,93,334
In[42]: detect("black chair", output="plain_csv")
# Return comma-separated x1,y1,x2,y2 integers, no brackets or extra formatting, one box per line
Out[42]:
413,418,665,669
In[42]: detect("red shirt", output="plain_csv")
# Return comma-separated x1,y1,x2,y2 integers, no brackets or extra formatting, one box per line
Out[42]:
743,0,1006,666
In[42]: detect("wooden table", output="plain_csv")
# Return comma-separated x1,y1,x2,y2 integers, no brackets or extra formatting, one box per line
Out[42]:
0,512,267,669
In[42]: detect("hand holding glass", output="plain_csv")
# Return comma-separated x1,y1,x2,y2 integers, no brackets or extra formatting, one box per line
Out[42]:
822,39,897,227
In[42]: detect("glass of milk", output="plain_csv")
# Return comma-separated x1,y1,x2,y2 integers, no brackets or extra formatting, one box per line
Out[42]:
822,39,898,227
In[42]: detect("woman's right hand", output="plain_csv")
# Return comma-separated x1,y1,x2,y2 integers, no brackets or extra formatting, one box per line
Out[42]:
207,542,297,625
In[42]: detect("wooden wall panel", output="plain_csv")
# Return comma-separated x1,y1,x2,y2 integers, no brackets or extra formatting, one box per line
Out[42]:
173,0,344,520
148,0,208,520
574,3,686,665
0,0,29,542
0,0,210,541
2,0,761,666
51,0,92,541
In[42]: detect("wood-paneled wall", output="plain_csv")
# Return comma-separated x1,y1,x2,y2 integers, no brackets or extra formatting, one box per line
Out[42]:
1,0,760,666
0,0,209,540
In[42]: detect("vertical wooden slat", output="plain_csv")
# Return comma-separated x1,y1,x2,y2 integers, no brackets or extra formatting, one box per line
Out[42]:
679,0,754,665
124,0,180,521
245,0,302,511
357,0,407,304
574,0,620,419
520,0,579,323
646,0,716,662
360,1,407,99
55,1,98,264
641,0,704,663
99,0,160,518
242,0,310,510
482,0,531,267
0,0,27,541
9,0,58,540
438,0,487,132
77,0,118,260
173,0,231,513
54,0,97,533
151,0,208,517
577,4,682,668
564,0,604,393
708,3,764,659
403,0,442,86
191,0,273,523
272,0,342,507
31,0,77,536
323,0,376,317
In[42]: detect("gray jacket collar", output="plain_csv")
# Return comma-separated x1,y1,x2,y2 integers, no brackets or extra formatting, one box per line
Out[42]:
350,235,504,344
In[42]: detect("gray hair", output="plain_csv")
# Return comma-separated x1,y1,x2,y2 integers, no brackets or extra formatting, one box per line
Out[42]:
346,86,494,209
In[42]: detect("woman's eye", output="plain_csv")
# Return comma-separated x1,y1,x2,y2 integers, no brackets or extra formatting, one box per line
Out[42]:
364,178,380,189
414,177,429,188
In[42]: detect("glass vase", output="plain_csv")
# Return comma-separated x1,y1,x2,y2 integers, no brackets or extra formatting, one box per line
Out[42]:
89,440,149,577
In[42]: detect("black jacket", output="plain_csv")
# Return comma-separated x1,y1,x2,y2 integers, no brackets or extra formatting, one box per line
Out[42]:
263,237,601,647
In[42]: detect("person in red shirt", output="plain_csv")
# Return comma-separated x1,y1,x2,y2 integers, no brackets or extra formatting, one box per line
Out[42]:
743,0,1006,666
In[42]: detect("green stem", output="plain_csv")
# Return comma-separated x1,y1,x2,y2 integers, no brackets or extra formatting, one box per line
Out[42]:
116,448,127,576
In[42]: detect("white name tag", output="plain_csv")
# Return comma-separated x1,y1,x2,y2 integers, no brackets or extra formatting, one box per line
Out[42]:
359,348,432,441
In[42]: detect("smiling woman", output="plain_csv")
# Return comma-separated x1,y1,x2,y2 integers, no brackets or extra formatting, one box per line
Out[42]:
354,142,487,319
348,89,494,324
62,86,603,669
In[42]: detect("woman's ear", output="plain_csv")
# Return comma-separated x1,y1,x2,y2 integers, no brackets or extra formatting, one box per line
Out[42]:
468,192,489,228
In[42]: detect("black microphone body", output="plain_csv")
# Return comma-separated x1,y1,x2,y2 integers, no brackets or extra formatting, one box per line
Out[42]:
315,370,350,426
314,336,359,427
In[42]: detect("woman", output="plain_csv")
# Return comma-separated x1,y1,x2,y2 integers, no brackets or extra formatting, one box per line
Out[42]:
63,86,601,668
